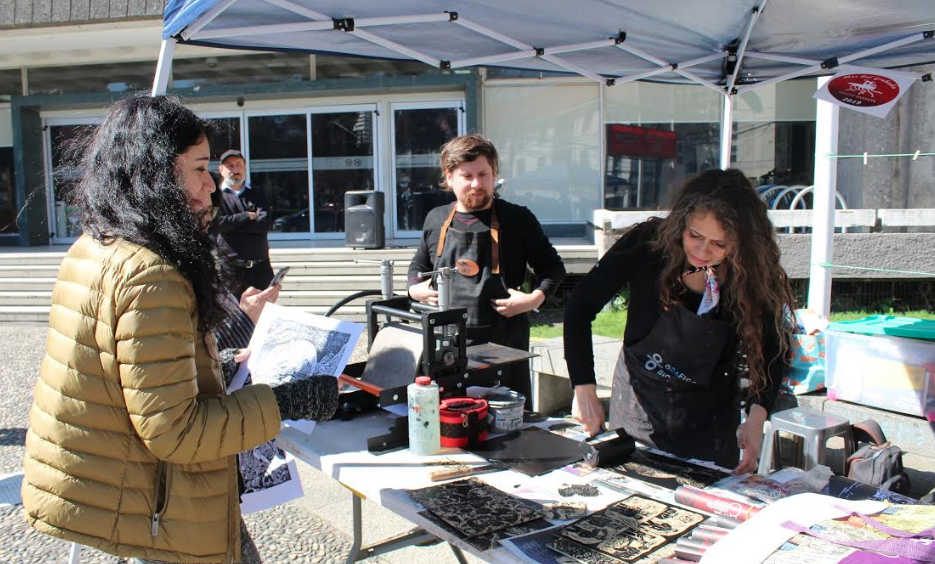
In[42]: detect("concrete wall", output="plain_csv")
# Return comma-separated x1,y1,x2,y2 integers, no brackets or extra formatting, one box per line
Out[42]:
0,0,163,27
837,63,935,211
777,232,935,279
596,223,935,280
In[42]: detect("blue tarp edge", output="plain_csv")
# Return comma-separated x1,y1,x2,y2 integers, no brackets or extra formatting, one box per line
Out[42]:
163,0,224,40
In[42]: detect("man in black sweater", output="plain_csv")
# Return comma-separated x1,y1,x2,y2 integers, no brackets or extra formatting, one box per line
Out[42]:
214,149,274,295
408,135,565,404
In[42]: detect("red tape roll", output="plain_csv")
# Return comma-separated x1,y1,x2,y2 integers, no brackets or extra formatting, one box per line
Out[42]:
439,397,488,448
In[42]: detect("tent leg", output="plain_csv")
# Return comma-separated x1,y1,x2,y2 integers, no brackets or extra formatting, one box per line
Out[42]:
152,38,176,96
719,93,734,170
807,76,840,317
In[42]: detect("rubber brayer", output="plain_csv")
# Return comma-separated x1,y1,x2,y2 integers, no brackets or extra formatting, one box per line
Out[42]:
579,428,636,467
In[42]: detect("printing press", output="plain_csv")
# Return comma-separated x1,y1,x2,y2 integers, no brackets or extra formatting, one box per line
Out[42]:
335,263,535,452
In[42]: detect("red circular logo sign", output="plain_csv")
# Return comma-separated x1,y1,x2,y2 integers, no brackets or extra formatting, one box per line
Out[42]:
827,74,900,107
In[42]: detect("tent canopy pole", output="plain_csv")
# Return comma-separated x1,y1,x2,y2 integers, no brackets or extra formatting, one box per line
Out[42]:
719,93,734,170
151,38,176,96
807,76,840,316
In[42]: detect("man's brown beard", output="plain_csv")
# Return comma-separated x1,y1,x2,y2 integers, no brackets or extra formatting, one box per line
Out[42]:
461,193,492,211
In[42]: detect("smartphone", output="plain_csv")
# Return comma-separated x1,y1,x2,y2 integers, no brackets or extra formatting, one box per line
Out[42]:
269,266,290,287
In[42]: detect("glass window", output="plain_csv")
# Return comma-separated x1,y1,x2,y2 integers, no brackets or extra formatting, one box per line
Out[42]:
310,111,375,233
206,117,242,170
247,114,309,234
734,79,817,193
603,81,723,210
0,147,16,234
315,55,438,80
49,124,96,238
28,61,157,95
484,68,572,80
605,122,719,209
0,69,23,97
173,53,311,88
484,82,602,223
393,107,459,232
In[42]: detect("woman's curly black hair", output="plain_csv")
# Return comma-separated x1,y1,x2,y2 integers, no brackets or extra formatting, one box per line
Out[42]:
67,94,228,332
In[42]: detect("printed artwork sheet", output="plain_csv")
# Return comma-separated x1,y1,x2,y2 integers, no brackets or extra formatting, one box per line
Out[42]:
238,444,303,515
247,303,363,433
548,494,704,564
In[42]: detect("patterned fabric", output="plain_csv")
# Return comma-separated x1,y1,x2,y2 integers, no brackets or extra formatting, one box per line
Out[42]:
216,293,256,353
683,264,720,316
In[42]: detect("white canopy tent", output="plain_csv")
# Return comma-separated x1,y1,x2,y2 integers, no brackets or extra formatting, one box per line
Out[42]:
157,0,935,315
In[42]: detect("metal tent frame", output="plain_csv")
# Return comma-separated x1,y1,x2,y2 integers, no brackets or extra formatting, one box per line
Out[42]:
155,0,935,315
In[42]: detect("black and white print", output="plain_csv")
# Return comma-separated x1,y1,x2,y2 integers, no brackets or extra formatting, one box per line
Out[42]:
248,303,361,386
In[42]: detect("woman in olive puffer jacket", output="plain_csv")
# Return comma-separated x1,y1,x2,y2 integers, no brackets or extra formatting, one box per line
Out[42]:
22,95,337,564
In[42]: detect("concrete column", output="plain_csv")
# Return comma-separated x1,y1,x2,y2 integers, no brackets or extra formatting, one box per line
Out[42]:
11,105,49,246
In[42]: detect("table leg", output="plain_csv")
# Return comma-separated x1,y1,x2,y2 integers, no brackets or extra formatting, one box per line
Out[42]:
346,493,364,564
345,490,442,562
449,544,470,564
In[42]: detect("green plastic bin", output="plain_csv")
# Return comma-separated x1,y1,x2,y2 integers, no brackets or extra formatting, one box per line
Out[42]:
826,315,935,342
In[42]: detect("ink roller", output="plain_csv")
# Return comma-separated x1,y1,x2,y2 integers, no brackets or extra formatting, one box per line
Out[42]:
673,538,710,562
579,428,636,467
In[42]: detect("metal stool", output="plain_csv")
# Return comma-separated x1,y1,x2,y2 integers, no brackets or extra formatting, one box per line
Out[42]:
757,407,855,475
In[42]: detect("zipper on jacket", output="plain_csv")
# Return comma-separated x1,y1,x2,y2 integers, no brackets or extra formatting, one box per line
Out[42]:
151,461,168,537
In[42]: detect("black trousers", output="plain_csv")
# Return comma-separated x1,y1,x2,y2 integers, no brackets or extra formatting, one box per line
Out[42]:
467,313,532,409
230,261,274,297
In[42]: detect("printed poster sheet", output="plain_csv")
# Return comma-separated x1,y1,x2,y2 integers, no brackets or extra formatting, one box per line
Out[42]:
814,65,921,118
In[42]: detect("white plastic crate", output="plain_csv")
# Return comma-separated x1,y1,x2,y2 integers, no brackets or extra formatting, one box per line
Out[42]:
825,329,935,419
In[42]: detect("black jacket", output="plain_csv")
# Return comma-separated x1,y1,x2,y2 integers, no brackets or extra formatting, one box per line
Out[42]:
563,220,785,414
214,185,271,261
408,198,566,301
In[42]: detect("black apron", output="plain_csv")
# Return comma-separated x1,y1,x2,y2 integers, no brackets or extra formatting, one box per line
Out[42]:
609,303,740,467
435,204,531,402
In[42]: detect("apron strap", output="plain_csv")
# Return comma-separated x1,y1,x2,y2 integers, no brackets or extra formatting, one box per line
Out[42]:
490,205,500,275
435,203,502,275
436,203,458,258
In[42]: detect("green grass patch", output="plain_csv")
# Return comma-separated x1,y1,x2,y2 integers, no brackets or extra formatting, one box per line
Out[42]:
530,309,626,340
829,310,935,322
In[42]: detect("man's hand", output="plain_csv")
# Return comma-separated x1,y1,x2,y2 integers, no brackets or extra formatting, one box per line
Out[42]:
408,279,438,305
240,284,281,324
733,404,768,475
572,384,605,437
491,289,545,318
247,211,258,221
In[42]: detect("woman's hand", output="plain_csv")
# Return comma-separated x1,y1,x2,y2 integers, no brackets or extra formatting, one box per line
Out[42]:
733,404,768,475
572,384,605,437
492,289,545,318
408,279,438,305
234,348,250,363
240,284,280,324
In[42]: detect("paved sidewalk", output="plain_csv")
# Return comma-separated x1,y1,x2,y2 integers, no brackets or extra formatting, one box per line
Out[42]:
0,324,482,564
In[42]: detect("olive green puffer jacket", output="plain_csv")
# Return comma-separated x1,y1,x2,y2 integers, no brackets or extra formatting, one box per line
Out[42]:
23,235,281,563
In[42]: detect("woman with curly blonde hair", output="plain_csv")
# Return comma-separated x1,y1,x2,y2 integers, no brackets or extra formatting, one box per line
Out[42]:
564,168,794,473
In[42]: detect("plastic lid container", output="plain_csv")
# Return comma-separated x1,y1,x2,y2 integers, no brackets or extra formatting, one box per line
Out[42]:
826,315,935,341
415,376,432,385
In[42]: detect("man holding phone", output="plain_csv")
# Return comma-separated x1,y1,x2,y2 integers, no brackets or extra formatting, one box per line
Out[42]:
214,149,274,295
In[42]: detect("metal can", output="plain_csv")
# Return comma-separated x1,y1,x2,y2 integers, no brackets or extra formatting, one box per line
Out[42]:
485,391,525,433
